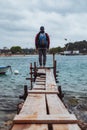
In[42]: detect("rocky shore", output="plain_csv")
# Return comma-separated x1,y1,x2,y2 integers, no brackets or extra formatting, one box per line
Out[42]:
0,113,15,130
63,93,87,130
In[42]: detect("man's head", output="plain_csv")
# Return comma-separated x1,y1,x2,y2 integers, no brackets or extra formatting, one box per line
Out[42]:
40,26,44,33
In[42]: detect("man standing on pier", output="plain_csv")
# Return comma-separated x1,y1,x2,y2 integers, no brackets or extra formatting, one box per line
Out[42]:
35,26,50,67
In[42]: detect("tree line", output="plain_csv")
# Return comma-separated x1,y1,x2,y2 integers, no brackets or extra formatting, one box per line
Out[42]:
50,40,87,54
0,40,87,55
65,40,87,53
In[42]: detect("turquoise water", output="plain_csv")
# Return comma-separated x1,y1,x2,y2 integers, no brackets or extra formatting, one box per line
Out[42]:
57,55,87,94
0,55,87,127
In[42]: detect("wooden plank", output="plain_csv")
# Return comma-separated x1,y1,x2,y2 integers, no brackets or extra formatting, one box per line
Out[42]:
35,77,46,81
52,124,81,130
46,94,81,130
35,78,46,82
40,75,46,78
37,67,54,69
20,94,46,115
35,80,45,82
33,84,45,90
35,82,45,85
36,77,45,80
14,114,78,124
46,69,58,91
37,69,46,74
36,78,46,81
28,90,59,94
11,94,48,130
46,94,69,114
12,124,48,130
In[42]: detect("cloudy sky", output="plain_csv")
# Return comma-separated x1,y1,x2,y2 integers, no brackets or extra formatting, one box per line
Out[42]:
0,0,87,49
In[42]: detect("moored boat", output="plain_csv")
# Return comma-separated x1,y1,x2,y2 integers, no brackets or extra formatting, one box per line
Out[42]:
0,66,11,74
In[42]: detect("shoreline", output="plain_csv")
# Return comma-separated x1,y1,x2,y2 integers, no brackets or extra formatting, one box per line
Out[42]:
0,54,34,57
0,53,87,57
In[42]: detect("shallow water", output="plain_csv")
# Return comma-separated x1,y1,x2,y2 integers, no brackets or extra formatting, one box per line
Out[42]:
0,55,87,128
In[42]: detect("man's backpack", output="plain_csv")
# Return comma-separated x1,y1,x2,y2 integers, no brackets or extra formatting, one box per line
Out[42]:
38,33,48,47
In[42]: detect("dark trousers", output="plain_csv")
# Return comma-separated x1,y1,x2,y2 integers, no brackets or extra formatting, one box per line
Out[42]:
38,48,47,66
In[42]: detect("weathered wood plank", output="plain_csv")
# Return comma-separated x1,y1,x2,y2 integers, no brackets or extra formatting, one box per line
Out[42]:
14,114,78,124
46,94,69,114
35,82,45,85
12,124,48,130
35,79,46,82
37,69,46,74
36,77,45,79
52,124,81,130
36,77,46,80
33,84,45,90
36,77,46,81
19,94,46,115
46,94,81,130
37,67,54,69
46,69,58,91
28,90,59,94
40,75,46,78
12,94,48,130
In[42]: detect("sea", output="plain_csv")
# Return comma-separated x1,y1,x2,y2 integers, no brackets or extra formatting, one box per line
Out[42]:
0,55,87,128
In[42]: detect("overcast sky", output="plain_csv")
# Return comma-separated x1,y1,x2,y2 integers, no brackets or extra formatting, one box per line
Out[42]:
0,0,87,49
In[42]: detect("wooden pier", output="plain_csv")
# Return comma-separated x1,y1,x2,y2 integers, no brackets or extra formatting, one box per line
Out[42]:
11,59,81,130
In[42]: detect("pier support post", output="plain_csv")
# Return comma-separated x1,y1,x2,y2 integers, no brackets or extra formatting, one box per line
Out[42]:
53,60,57,80
30,63,33,89
34,62,37,82
58,85,64,100
19,85,28,100
24,85,28,100
53,53,58,83
53,53,55,66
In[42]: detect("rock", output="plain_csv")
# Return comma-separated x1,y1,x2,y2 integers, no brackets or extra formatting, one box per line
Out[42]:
4,120,12,126
68,98,78,106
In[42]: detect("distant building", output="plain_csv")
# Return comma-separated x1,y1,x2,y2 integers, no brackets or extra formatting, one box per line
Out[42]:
73,50,79,54
61,50,79,55
64,51,71,55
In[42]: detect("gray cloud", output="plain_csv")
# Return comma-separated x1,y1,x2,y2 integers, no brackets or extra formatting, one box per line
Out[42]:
0,0,87,48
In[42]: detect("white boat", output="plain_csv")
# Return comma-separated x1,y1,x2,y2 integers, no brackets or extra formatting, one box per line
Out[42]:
0,66,11,74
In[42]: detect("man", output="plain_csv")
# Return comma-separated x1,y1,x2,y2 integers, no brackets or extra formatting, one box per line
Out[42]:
35,26,50,67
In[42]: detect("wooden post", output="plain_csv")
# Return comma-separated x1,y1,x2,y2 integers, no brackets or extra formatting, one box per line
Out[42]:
56,80,59,83
19,85,28,100
58,85,64,100
30,63,33,89
53,53,55,66
24,85,28,100
53,60,56,80
34,62,37,82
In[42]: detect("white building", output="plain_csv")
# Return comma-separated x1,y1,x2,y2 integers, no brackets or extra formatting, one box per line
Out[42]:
64,51,71,55
73,50,79,54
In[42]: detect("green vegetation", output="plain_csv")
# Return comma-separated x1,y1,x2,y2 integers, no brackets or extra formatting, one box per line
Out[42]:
65,40,87,53
49,40,87,54
10,46,22,54
0,40,87,55
49,46,65,54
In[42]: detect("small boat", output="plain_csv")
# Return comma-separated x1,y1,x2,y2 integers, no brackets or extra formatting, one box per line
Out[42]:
0,66,12,74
